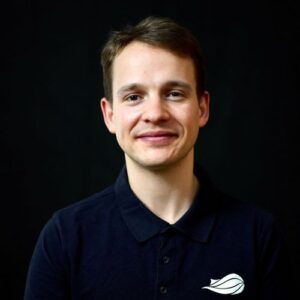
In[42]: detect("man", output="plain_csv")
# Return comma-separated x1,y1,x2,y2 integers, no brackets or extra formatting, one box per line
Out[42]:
24,16,293,299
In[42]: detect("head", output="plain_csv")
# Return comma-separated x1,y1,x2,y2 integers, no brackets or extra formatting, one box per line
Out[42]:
101,16,206,102
100,16,210,171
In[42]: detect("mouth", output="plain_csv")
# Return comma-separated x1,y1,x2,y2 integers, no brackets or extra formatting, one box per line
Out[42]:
136,131,178,144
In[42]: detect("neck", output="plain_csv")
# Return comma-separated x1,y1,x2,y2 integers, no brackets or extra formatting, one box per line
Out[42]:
125,152,199,224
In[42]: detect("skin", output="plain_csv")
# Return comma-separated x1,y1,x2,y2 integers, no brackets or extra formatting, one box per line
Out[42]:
101,41,210,223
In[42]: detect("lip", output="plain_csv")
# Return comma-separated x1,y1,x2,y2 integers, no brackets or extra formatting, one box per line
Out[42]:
136,130,178,138
136,130,178,144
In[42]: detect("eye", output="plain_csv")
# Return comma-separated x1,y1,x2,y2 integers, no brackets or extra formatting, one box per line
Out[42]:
124,94,142,103
167,90,185,100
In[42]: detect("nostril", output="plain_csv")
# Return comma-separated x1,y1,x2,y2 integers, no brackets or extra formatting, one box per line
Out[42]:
142,103,170,123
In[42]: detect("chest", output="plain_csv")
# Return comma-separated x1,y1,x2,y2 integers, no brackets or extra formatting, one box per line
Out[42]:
69,232,258,300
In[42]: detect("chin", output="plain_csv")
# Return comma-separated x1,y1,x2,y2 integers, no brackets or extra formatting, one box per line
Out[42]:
132,156,183,172
125,147,193,171
143,162,171,171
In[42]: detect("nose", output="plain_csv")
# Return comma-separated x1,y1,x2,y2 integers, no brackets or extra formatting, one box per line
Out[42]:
142,95,170,123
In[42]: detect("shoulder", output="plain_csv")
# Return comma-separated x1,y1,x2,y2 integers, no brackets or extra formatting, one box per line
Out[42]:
45,185,117,233
197,164,275,230
211,191,288,263
219,192,272,219
59,185,114,214
31,185,120,268
215,191,278,236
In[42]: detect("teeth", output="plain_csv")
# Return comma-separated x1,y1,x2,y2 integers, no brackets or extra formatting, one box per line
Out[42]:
202,273,245,295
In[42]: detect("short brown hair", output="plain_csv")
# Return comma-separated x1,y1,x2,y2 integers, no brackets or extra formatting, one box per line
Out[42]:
101,16,206,101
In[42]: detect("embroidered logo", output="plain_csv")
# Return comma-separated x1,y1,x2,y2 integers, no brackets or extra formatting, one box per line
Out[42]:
202,273,245,295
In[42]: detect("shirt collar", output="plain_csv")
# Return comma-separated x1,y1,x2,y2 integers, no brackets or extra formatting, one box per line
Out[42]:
114,164,220,243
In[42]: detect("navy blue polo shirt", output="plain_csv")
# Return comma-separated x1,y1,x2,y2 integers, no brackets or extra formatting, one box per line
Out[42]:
24,165,293,299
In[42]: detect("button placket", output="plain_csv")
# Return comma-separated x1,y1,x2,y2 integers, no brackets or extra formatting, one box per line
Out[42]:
155,228,177,298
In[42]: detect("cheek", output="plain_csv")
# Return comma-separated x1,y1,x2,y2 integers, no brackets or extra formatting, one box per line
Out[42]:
114,108,140,136
174,104,200,126
181,111,201,139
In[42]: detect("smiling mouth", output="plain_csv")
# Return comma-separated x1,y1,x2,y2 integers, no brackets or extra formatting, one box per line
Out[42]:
136,131,178,144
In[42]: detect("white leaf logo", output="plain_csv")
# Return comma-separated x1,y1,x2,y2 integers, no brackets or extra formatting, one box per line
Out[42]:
202,273,245,295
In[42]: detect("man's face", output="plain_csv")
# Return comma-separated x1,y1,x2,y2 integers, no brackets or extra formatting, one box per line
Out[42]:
101,41,209,171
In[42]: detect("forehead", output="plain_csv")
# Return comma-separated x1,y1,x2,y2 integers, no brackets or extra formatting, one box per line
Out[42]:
112,41,196,93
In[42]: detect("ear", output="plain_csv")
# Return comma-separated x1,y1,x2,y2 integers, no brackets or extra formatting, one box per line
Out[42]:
198,91,210,128
100,97,116,134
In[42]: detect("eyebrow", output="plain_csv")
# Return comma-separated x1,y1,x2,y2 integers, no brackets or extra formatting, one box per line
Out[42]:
117,80,192,96
117,83,146,96
164,80,192,91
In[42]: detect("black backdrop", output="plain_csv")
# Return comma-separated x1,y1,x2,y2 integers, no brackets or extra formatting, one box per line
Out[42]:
2,0,300,299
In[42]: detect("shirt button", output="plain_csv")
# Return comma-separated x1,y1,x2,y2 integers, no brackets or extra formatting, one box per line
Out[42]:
162,256,170,264
160,286,168,294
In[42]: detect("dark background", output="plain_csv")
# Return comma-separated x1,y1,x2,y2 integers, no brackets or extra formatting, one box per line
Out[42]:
2,0,299,298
